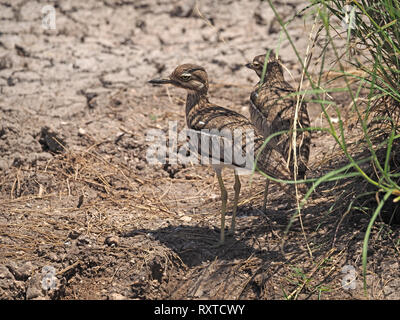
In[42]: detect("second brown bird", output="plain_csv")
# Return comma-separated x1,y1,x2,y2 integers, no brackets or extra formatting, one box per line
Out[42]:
246,52,311,180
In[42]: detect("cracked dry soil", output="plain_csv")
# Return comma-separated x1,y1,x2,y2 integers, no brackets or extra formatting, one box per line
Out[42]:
0,0,399,300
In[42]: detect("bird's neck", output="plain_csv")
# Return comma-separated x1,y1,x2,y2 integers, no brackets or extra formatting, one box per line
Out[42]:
185,91,209,128
259,68,285,87
263,75,284,86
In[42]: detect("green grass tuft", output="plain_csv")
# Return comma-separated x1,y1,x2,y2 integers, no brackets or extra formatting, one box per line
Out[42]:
259,0,400,295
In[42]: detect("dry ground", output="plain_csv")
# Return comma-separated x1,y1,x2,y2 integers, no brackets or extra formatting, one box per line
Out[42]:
0,0,399,300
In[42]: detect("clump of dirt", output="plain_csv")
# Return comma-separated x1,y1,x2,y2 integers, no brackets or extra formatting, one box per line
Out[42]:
38,126,66,154
0,0,399,300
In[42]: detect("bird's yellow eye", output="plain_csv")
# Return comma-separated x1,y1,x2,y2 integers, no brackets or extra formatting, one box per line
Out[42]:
181,73,191,81
253,62,260,68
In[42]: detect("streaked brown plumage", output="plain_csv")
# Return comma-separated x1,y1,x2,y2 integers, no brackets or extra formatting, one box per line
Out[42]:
246,53,311,180
149,64,292,244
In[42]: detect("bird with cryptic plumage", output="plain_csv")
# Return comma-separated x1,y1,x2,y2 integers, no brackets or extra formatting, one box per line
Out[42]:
246,52,311,211
149,64,292,245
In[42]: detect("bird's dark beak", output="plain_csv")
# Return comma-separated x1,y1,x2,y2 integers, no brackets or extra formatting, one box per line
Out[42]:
245,63,254,70
148,78,172,85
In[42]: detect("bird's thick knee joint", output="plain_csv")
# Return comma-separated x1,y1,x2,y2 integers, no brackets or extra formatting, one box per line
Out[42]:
234,180,241,193
220,188,228,201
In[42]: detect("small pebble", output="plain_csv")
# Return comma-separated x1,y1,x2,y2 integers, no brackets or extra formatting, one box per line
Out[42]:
108,293,127,300
68,230,81,239
181,216,192,222
104,236,119,247
78,128,86,136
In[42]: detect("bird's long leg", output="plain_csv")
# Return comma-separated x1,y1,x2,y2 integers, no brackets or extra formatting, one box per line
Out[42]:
262,180,270,213
230,170,241,234
215,167,227,245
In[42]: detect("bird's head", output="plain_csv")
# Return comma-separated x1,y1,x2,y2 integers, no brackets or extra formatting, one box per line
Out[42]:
149,64,208,94
246,53,284,81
